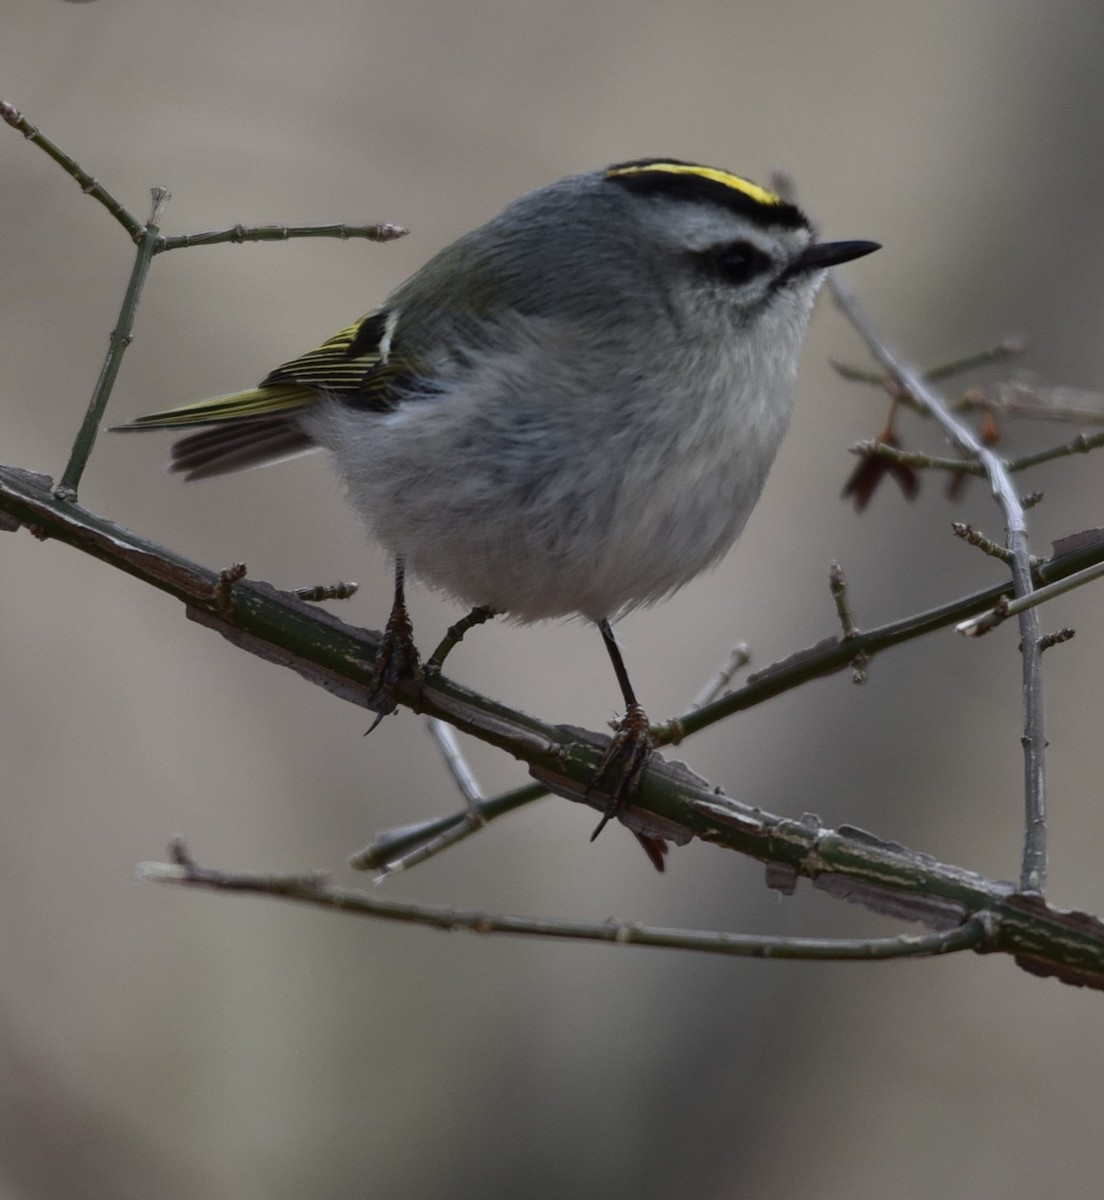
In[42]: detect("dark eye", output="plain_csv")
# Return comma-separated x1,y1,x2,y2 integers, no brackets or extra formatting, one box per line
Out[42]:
710,241,770,285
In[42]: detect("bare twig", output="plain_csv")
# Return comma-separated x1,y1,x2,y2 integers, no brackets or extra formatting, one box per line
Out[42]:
427,718,484,806
142,842,991,960
957,559,1104,637
687,643,751,710
1008,431,1104,472
952,523,1016,566
348,781,547,872
852,431,1104,478
832,336,1026,388
158,222,406,250
56,187,170,499
1,99,144,239
964,379,1104,424
824,258,1049,896
829,561,859,639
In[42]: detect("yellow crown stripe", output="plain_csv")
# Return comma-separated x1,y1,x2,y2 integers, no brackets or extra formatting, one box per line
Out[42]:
607,162,783,208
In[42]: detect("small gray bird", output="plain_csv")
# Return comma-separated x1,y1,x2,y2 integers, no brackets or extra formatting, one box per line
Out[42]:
116,159,878,867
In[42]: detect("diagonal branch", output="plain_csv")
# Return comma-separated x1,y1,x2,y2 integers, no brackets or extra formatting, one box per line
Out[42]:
1,99,144,240
826,272,1048,896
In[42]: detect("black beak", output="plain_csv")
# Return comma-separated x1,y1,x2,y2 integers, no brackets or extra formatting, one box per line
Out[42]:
795,239,881,273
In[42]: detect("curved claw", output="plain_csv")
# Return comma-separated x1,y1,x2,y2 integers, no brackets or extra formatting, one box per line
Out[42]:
588,702,655,832
364,601,421,730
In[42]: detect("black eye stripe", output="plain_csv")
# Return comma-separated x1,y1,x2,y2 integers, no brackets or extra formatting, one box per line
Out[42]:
702,241,772,286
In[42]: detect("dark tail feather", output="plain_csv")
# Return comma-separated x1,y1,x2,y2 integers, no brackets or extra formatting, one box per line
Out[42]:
168,417,317,481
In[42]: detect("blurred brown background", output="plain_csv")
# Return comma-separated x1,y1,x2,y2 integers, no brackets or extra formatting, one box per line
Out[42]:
3,2,1104,1197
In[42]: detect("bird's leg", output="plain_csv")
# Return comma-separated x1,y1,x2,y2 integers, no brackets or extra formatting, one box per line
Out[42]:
366,558,421,728
424,605,499,676
588,620,667,869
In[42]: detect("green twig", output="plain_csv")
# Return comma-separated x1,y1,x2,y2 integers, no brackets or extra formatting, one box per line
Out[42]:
56,188,170,499
1,99,145,240
828,561,859,638
851,439,984,476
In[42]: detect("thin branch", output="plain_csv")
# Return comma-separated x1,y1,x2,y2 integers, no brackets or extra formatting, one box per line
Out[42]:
952,523,1016,566
157,222,407,251
831,336,1026,387
828,561,859,639
824,256,1049,897
852,439,986,477
427,718,484,805
141,843,991,960
957,558,1104,637
56,188,170,499
349,782,547,872
1008,431,1104,472
964,379,1104,424
852,431,1104,478
1,99,144,240
687,643,751,710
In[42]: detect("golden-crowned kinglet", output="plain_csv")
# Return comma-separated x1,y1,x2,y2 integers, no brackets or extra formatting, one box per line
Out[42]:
116,159,878,866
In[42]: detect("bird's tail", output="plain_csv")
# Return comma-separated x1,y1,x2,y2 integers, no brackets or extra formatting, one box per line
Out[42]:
111,385,318,481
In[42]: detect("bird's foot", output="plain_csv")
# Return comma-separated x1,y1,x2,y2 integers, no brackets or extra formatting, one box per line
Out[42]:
365,601,421,731
588,705,668,870
588,703,655,836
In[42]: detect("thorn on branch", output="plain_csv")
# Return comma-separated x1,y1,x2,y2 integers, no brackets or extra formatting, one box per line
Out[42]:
214,562,247,614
